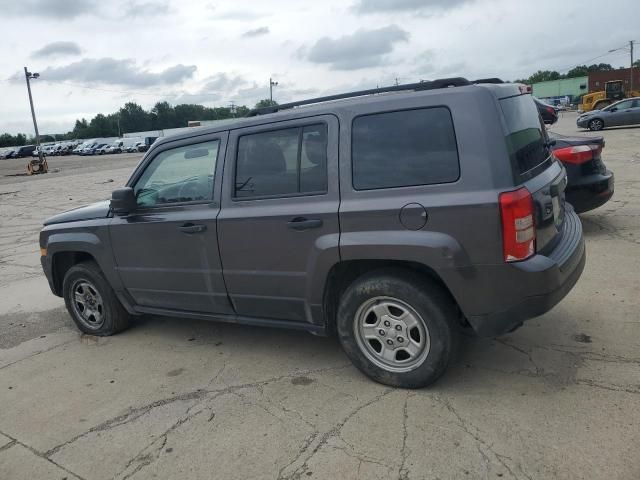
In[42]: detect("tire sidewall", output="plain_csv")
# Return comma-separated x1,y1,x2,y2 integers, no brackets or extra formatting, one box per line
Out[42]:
337,271,454,388
63,263,117,335
589,119,603,131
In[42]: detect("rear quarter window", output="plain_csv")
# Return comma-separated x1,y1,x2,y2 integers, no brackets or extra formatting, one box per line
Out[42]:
500,95,551,179
351,107,460,190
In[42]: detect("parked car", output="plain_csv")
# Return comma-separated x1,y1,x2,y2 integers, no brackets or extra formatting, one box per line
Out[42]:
130,141,144,152
39,78,585,388
0,149,15,159
97,144,110,155
89,143,108,155
549,132,614,213
13,145,36,158
577,97,640,131
534,97,559,125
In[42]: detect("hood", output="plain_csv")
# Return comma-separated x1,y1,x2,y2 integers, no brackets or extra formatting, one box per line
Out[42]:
579,109,601,117
43,200,110,226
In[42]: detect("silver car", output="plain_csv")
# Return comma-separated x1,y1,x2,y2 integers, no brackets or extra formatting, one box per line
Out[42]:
577,97,640,131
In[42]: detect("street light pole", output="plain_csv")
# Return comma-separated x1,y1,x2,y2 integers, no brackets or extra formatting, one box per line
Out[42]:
24,67,44,168
269,77,278,103
631,40,635,93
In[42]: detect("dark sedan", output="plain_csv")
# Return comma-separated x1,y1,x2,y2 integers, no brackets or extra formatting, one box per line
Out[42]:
549,132,614,213
535,98,558,125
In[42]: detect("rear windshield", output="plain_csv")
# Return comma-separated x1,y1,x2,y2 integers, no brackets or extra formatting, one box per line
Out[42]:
500,94,550,178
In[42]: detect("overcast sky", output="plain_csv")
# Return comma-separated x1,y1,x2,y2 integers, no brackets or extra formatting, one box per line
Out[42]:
0,0,637,135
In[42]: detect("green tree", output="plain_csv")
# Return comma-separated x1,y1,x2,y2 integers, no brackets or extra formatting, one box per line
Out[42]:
528,70,562,83
566,65,588,78
588,63,613,72
87,113,118,137
119,102,151,133
254,99,278,109
72,119,90,139
151,101,177,130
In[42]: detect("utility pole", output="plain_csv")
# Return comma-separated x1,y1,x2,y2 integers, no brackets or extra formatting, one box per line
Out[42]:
24,67,46,174
269,77,278,103
228,101,237,117
631,40,635,93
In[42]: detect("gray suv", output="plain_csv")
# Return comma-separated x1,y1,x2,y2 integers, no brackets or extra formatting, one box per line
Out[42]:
39,78,585,388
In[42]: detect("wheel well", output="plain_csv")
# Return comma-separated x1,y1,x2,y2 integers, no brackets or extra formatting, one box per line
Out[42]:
51,251,95,295
322,260,461,335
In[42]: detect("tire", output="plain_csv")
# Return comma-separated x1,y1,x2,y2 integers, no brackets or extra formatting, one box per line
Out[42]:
62,261,131,336
589,118,604,131
336,269,458,388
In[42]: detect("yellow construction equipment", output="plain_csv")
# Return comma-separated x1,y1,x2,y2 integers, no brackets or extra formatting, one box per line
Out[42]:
579,80,640,112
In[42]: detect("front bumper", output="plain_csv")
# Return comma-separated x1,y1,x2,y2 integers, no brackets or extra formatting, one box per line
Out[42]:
449,207,585,337
576,117,592,128
566,170,614,213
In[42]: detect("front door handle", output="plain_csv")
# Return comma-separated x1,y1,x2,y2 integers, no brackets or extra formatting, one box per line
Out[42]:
287,217,323,231
179,223,207,234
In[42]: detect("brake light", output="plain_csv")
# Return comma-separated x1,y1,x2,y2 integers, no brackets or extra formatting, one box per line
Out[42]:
546,106,555,114
553,145,601,165
499,187,535,262
518,84,532,94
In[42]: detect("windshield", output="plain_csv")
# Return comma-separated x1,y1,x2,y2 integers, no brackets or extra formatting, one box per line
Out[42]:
500,94,551,178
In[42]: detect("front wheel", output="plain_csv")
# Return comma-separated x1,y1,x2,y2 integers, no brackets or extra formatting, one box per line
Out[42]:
589,118,604,131
63,261,131,336
337,270,458,388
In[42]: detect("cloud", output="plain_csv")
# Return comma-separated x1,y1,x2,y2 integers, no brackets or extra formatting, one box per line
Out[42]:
31,58,196,87
306,25,409,70
2,0,99,18
171,73,248,105
241,26,270,38
125,0,170,17
353,0,473,14
31,41,83,58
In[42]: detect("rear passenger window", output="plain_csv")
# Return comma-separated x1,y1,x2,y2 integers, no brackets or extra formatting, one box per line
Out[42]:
351,108,459,190
235,124,328,198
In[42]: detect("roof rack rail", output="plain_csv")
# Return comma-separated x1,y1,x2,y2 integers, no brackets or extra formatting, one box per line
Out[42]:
247,77,504,116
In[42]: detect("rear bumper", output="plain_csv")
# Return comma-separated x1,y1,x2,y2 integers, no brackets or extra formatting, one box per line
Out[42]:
444,207,585,337
566,170,614,213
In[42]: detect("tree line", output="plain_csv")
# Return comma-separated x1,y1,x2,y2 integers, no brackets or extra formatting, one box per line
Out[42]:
515,61,640,84
0,99,278,148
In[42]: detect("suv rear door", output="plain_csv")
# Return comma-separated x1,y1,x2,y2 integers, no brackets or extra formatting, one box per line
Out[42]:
217,115,340,325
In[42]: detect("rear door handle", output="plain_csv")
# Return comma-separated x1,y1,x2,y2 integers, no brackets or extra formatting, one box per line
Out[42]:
287,217,323,231
179,223,207,234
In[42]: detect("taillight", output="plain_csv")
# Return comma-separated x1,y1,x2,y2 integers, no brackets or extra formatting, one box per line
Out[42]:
518,84,532,94
499,187,535,262
546,106,555,114
553,145,601,165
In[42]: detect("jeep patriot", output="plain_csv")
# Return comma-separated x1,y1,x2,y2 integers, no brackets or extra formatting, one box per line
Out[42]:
40,78,586,388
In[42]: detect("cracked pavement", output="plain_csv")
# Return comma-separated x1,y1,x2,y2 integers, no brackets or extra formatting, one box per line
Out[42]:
1,115,639,479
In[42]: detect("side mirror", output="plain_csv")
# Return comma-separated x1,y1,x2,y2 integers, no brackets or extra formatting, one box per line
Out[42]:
110,187,137,216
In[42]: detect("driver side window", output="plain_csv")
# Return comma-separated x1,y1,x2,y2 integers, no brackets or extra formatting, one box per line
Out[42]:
134,140,219,207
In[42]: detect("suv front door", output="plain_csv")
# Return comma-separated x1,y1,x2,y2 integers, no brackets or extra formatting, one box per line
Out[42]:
109,134,234,315
218,115,340,325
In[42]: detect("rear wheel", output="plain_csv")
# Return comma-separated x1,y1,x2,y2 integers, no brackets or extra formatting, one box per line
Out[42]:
336,269,458,388
63,261,131,336
588,118,604,131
